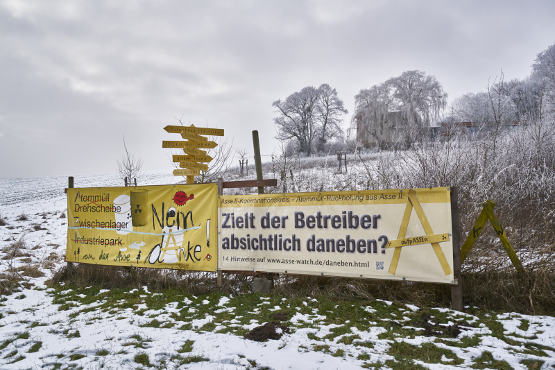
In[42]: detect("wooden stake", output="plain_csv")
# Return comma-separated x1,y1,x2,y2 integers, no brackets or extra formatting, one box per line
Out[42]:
216,177,224,288
450,187,463,311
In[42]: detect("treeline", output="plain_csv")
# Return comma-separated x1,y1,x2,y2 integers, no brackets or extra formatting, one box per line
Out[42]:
272,42,555,155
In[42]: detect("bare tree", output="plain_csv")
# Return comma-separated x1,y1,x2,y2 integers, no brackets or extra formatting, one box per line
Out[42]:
273,84,347,155
195,135,234,183
236,148,249,177
315,84,348,152
117,137,143,186
273,86,320,155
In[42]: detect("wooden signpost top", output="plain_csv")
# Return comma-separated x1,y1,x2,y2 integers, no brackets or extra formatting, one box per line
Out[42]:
164,124,223,183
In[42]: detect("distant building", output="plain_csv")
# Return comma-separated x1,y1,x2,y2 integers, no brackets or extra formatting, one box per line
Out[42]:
355,111,422,148
432,121,526,138
357,112,526,147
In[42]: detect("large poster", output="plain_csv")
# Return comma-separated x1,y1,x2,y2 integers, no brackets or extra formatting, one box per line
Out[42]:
218,188,454,284
67,184,218,271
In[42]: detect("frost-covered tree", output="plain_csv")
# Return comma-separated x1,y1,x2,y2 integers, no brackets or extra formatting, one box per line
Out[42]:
532,43,555,117
452,92,493,124
533,43,555,90
353,70,447,147
273,84,347,155
353,84,394,148
507,78,546,122
387,70,447,130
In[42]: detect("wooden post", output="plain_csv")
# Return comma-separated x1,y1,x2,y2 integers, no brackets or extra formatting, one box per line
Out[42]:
216,177,224,288
134,178,137,187
252,130,264,194
67,177,74,276
187,175,194,184
450,187,463,311
124,177,128,187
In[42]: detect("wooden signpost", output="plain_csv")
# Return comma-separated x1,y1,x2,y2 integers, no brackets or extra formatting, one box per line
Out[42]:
163,124,224,184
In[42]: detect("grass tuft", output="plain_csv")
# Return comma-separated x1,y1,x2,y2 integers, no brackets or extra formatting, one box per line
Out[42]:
28,341,42,353
134,352,151,367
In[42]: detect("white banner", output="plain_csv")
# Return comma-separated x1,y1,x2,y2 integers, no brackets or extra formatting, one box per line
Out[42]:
218,188,454,284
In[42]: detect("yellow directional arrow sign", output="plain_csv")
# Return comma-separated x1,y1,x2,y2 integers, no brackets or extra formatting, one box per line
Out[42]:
181,127,224,136
164,125,187,133
181,131,208,141
180,161,209,171
162,141,188,148
173,169,200,176
183,140,217,149
183,147,207,156
173,155,213,163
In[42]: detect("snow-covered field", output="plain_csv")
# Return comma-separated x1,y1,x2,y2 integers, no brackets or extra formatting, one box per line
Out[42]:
1,169,554,369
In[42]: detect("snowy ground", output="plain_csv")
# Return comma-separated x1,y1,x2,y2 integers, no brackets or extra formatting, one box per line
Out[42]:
1,170,554,369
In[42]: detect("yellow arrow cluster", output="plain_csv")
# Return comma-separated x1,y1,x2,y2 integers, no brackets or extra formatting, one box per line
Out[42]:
163,124,224,183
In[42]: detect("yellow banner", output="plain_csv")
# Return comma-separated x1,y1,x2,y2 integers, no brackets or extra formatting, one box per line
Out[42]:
66,184,218,271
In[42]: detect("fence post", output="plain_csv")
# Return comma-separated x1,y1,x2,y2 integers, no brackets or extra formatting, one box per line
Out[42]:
216,177,224,288
450,187,463,311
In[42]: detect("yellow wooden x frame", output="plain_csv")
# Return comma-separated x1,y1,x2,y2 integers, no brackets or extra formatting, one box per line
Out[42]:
388,190,452,276
460,200,524,272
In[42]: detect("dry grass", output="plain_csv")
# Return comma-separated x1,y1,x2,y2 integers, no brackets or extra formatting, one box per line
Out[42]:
0,271,24,295
48,264,220,295
17,265,45,278
1,238,30,260
16,214,28,221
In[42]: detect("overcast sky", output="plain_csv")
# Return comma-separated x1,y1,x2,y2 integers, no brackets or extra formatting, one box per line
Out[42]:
1,0,555,179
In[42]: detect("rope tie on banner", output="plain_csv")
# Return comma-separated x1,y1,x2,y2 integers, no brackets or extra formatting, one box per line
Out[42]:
387,189,452,276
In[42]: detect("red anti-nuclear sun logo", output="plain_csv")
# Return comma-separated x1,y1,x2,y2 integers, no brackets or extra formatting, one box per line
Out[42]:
173,191,194,206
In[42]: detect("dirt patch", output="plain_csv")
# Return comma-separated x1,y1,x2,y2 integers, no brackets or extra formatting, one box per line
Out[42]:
272,312,290,321
245,321,291,341
412,313,465,338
